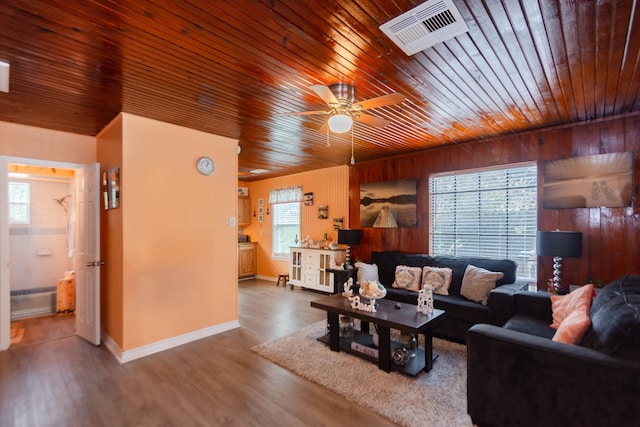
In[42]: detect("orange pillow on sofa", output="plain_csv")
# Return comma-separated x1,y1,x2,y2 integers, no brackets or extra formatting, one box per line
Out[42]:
552,307,591,344
550,284,594,329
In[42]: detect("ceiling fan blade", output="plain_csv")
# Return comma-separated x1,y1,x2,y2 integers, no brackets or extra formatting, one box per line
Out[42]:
355,113,390,128
317,120,328,134
276,110,329,117
310,84,340,107
353,93,406,110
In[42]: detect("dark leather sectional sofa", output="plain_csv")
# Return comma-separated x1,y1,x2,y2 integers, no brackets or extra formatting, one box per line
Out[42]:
467,275,640,426
360,251,528,343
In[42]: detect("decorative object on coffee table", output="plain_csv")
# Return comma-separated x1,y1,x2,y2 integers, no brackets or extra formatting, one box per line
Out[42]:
342,277,354,297
417,288,434,314
359,280,387,304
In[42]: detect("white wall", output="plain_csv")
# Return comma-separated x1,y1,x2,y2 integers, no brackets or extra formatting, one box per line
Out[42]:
9,179,73,292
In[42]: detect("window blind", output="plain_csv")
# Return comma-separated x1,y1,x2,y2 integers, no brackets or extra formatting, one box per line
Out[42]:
429,164,537,279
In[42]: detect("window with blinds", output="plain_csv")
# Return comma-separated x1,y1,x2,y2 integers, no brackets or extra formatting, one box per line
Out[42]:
272,202,300,259
429,163,537,279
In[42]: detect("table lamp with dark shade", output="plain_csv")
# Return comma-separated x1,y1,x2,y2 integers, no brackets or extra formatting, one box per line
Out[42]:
338,229,361,269
537,230,582,293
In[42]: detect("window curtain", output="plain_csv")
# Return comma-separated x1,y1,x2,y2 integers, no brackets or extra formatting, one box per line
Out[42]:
269,185,302,204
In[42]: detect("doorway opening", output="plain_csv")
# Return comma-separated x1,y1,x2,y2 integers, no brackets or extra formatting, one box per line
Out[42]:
2,157,100,350
7,163,77,347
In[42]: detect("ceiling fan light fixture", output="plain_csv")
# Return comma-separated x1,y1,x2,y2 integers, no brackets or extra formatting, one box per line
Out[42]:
328,114,353,133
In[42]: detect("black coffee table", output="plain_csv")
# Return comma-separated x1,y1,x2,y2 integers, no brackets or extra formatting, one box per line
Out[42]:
310,294,446,375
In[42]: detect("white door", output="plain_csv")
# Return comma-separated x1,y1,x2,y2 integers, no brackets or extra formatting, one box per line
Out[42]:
74,163,101,345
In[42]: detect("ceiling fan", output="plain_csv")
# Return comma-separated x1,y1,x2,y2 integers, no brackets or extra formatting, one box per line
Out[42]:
281,83,406,133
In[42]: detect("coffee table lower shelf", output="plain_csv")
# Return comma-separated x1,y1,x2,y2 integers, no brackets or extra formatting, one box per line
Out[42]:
317,331,436,376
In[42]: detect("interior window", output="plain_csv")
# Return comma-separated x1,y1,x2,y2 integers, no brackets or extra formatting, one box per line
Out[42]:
9,181,31,224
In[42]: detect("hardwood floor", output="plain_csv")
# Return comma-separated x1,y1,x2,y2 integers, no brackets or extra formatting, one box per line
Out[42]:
0,279,397,427
10,314,76,348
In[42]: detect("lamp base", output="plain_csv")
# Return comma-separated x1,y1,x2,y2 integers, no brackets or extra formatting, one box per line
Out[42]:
552,256,564,293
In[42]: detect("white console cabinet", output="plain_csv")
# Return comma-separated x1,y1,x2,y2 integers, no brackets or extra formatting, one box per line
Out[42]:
289,247,345,293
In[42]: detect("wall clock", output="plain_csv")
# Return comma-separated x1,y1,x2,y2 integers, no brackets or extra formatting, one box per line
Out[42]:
196,156,215,176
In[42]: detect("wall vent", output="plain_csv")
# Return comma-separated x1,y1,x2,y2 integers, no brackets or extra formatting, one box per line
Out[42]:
379,0,469,56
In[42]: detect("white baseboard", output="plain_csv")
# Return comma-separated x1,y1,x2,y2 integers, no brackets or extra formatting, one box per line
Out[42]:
256,274,278,282
102,319,240,364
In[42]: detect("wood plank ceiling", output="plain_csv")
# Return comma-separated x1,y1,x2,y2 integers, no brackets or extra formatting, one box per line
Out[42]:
1,0,639,180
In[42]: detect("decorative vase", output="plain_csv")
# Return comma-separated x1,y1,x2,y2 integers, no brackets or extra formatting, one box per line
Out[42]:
399,333,417,358
339,315,354,338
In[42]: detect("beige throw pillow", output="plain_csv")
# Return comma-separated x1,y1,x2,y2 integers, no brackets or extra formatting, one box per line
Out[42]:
460,264,504,305
354,262,379,284
392,265,422,291
422,266,453,295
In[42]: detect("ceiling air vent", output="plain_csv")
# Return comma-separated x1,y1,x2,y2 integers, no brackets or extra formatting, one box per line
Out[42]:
380,0,469,56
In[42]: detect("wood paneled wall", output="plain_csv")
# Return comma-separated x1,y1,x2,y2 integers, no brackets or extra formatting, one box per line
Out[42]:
349,113,640,288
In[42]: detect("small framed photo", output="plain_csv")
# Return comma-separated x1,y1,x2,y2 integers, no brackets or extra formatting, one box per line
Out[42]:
258,198,264,207
304,192,314,206
318,205,328,219
238,187,249,196
258,214,264,223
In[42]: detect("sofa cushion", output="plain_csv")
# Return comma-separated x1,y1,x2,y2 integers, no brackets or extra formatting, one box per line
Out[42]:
422,266,452,295
582,275,640,360
460,265,504,305
552,307,591,345
429,256,517,296
354,262,379,284
434,294,489,324
503,313,556,339
550,284,593,329
392,265,422,291
369,252,402,287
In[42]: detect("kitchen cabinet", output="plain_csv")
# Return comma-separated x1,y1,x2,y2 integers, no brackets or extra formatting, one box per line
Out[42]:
238,242,257,278
238,196,251,226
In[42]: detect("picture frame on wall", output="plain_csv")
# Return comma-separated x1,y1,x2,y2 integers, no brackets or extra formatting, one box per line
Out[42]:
103,167,121,210
318,205,328,219
304,192,314,206
543,152,633,208
360,179,417,228
333,217,344,229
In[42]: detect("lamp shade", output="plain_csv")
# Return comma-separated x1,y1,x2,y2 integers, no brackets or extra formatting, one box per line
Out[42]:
537,231,582,257
338,229,361,245
328,114,353,133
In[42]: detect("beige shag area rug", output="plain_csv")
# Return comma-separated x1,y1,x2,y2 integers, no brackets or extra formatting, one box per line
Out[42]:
252,321,472,427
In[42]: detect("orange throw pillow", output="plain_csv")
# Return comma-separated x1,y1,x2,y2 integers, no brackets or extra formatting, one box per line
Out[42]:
550,284,594,329
552,307,591,344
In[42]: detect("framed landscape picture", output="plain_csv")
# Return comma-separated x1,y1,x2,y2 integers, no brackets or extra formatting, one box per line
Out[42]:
543,152,633,208
360,179,417,228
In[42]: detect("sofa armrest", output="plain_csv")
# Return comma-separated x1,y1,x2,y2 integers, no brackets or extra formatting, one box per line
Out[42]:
467,324,640,427
487,281,527,326
513,290,553,322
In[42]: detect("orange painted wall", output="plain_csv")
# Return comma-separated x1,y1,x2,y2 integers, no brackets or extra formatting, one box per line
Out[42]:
120,114,238,350
0,120,95,163
241,165,349,278
97,115,124,347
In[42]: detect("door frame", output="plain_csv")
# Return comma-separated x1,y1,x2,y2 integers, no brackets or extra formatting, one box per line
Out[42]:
0,156,86,350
